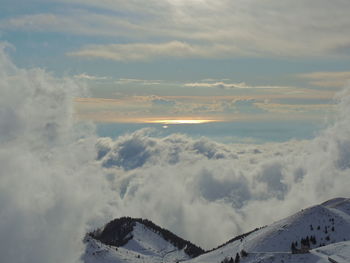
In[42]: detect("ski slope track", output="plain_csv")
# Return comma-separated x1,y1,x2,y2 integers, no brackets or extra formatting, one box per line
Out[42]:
84,198,350,263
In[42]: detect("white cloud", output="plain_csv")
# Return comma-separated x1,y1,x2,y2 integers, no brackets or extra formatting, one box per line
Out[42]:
0,44,112,263
74,73,108,80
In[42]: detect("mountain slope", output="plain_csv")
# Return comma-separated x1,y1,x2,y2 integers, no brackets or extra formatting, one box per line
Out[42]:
83,217,204,263
188,197,350,263
83,198,350,263
311,240,350,263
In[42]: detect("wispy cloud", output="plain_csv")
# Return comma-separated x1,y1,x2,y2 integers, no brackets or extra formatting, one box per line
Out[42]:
254,102,334,114
299,71,350,88
115,78,162,85
74,73,108,81
3,0,350,59
74,93,333,123
0,12,143,37
66,41,245,61
184,81,291,89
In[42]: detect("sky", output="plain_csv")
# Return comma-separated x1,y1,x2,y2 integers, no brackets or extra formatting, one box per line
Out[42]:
1,2,350,263
2,0,350,142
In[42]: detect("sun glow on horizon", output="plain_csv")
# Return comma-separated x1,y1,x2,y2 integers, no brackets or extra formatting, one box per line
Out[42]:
146,119,219,124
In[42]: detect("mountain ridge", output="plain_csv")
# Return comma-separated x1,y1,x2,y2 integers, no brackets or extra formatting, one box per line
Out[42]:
85,197,350,263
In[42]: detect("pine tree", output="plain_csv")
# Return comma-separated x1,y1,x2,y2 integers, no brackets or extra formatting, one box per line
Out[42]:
291,242,296,254
310,235,317,245
240,249,248,257
235,253,240,263
306,236,310,247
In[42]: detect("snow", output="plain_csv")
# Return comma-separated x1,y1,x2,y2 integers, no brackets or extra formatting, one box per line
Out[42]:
323,198,350,216
312,241,350,263
84,237,163,263
322,198,348,207
188,198,350,263
84,198,350,263
84,222,189,263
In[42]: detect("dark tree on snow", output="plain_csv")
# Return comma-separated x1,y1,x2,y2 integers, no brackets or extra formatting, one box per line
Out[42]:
291,242,297,254
240,249,248,257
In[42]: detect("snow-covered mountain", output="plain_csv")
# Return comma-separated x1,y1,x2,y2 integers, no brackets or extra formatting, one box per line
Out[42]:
190,197,350,263
84,198,350,263
83,217,204,263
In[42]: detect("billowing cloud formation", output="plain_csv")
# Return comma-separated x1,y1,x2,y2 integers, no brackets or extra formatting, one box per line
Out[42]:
97,131,237,170
96,87,350,249
0,45,111,263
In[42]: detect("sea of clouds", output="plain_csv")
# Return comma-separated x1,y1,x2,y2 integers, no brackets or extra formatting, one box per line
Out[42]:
93,85,350,249
1,45,350,263
96,116,350,249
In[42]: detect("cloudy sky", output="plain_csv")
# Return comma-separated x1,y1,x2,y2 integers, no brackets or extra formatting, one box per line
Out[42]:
2,0,350,141
2,2,350,263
